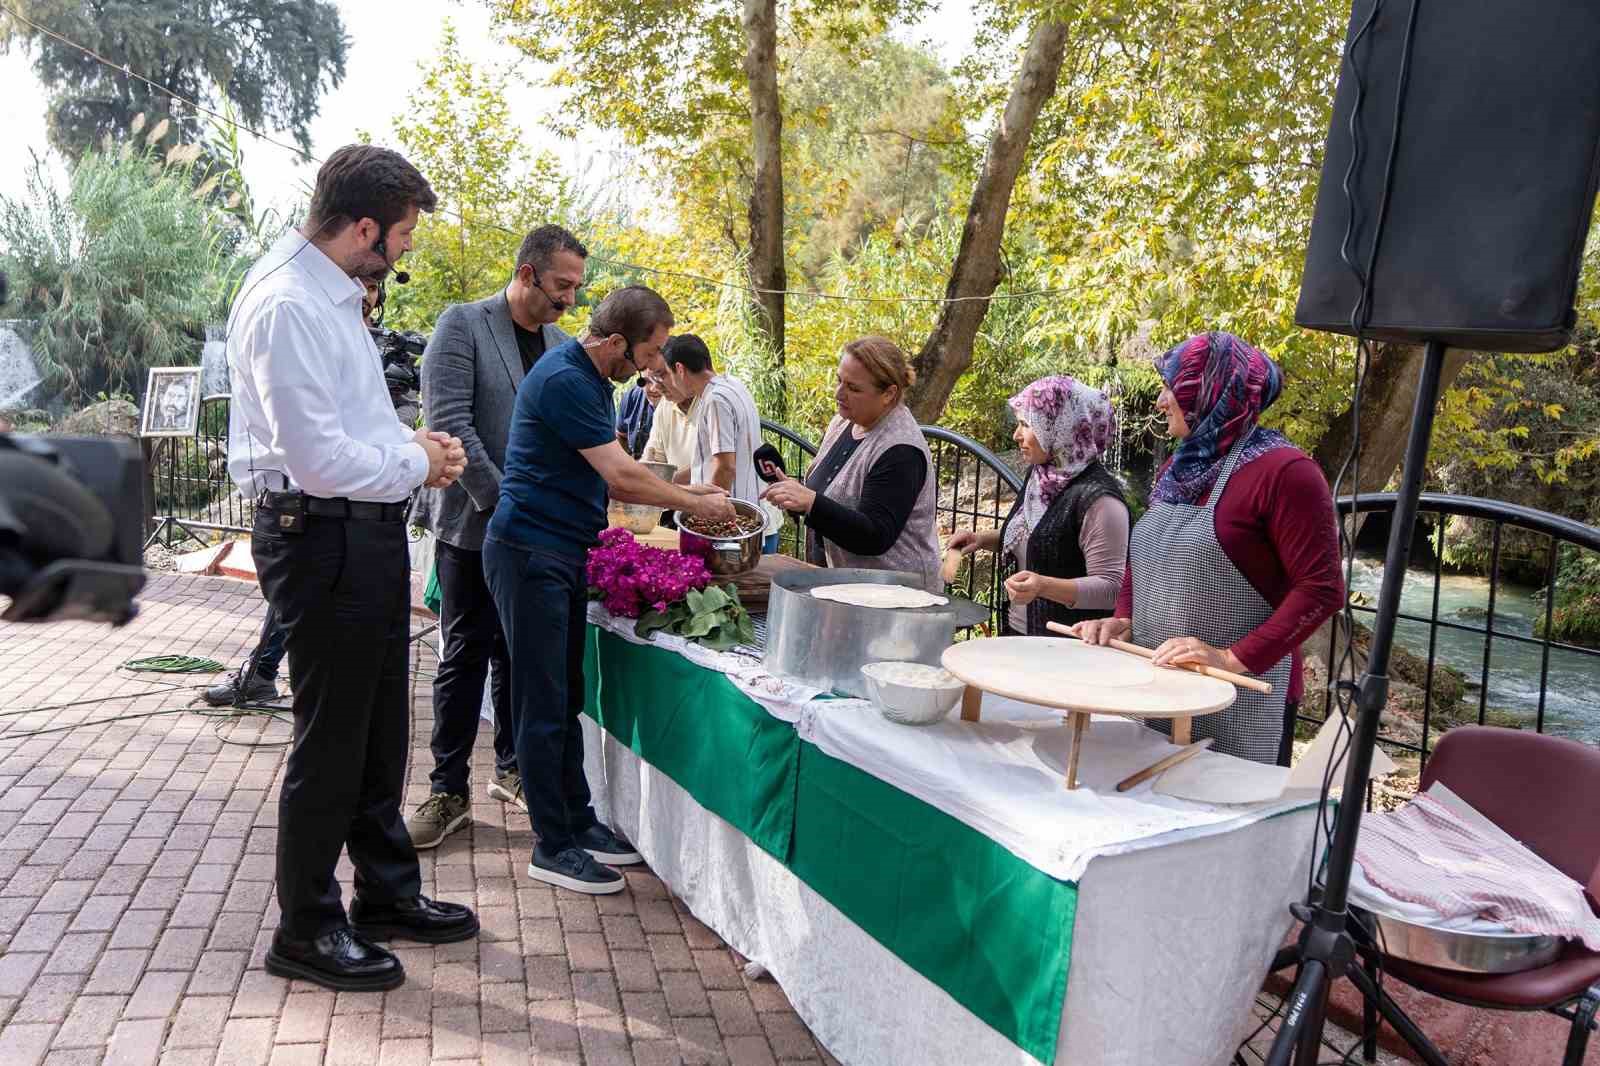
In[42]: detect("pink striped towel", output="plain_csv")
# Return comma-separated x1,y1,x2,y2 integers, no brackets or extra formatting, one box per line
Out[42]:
1356,792,1600,950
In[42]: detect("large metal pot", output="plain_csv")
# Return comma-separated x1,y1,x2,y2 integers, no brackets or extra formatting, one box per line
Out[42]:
675,498,766,576
764,567,989,698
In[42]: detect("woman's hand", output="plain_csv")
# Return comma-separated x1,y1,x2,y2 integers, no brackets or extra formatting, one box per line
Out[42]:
1068,616,1132,645
947,530,980,555
762,474,817,515
1004,570,1047,606
1150,635,1246,673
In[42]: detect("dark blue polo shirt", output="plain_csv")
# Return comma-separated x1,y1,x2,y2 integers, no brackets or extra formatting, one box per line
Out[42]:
488,337,616,558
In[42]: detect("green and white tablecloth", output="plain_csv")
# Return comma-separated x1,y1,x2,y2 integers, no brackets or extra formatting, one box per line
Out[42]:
579,618,1321,1066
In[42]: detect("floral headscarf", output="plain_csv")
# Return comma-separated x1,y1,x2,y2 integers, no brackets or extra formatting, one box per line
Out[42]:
1151,332,1293,505
1004,375,1117,556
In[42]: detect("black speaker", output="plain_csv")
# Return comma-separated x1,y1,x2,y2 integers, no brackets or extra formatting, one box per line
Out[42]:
1296,0,1600,354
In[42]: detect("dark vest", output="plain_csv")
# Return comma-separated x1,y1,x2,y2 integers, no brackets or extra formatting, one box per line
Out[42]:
1000,461,1127,635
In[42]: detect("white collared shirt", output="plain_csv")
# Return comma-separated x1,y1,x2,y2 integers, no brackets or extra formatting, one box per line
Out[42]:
226,230,428,502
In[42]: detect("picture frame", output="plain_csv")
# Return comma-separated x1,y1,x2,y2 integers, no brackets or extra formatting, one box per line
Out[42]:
140,366,203,438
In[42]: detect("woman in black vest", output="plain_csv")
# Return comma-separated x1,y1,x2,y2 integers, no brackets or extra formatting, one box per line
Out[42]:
948,375,1129,635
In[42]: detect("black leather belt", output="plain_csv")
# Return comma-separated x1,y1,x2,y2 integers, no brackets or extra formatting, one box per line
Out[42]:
257,490,408,523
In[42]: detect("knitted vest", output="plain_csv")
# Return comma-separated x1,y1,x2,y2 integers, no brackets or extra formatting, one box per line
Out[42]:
1001,461,1127,635
808,405,941,592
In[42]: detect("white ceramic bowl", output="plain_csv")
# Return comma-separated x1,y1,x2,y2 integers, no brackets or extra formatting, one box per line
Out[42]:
860,661,964,726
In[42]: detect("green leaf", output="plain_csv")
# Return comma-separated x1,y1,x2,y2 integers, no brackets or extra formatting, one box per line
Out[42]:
698,585,730,611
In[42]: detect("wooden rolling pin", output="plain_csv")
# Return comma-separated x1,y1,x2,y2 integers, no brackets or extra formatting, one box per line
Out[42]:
1116,738,1214,792
1044,621,1273,695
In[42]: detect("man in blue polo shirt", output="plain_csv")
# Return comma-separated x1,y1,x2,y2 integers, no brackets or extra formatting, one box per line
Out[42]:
483,284,734,894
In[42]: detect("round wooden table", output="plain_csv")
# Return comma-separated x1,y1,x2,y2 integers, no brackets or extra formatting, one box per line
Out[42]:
940,636,1237,789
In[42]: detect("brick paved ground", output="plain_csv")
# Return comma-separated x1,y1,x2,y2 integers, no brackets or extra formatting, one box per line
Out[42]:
0,573,833,1066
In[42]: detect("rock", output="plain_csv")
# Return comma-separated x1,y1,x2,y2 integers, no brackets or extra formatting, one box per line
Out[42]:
54,399,140,438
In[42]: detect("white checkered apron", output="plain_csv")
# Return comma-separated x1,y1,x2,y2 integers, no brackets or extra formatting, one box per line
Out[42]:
1130,440,1293,763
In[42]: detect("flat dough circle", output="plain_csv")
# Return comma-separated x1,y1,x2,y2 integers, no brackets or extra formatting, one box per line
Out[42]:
1154,753,1289,804
810,583,949,609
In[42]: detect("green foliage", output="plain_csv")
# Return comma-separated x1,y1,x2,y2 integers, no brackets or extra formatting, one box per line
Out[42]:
1540,545,1600,647
0,0,347,161
381,21,577,333
635,582,757,651
0,131,248,405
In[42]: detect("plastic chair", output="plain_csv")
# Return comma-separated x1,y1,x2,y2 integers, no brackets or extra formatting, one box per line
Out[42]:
1368,726,1600,1065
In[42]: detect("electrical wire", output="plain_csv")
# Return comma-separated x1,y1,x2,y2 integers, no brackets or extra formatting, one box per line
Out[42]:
122,654,226,673
0,0,1074,309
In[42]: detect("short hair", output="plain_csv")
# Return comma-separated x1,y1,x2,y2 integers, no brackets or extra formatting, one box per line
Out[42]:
842,335,915,395
588,285,674,346
306,145,437,238
662,333,712,374
516,224,588,272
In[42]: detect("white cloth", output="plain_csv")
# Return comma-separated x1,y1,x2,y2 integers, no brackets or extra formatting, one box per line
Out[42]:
690,373,763,506
226,230,428,501
800,693,1320,880
587,603,822,722
583,721,1317,1066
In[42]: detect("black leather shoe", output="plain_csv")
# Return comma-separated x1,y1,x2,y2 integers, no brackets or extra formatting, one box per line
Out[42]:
264,926,403,991
350,895,479,944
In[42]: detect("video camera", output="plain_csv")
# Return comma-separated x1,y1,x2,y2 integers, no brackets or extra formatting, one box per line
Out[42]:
369,327,426,411
0,434,146,625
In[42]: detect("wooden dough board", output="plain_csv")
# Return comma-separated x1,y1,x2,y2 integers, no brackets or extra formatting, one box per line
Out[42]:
940,636,1237,789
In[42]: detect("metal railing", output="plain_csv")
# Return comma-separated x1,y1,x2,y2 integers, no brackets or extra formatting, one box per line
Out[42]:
1310,493,1600,768
147,396,251,545
758,418,1024,631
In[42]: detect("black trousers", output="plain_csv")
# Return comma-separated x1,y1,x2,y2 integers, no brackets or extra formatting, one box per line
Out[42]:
252,508,420,940
429,540,517,796
481,536,597,855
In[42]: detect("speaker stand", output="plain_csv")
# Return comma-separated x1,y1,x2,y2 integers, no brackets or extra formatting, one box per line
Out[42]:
1265,339,1451,1065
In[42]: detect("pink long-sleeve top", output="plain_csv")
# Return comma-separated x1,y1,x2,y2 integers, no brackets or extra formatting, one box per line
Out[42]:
1115,447,1345,702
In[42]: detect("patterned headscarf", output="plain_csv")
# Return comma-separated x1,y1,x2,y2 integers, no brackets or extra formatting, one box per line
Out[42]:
1005,375,1117,555
1151,332,1293,505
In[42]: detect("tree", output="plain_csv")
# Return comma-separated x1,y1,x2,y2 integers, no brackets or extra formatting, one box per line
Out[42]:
741,0,786,365
0,125,246,405
0,0,347,161
907,16,1070,421
381,22,573,333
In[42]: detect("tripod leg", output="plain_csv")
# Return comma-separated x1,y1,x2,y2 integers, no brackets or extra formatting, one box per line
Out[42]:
1362,951,1379,1063
1564,982,1599,1066
1265,959,1328,1066
1347,962,1451,1066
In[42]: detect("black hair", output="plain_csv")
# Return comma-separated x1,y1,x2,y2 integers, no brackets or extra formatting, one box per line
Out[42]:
589,285,674,346
662,333,712,374
305,145,437,239
515,224,588,272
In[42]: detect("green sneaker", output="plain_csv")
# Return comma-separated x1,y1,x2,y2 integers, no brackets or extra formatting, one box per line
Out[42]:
405,793,470,849
486,768,526,811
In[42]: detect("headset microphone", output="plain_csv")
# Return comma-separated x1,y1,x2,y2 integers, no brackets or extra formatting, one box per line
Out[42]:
372,232,410,285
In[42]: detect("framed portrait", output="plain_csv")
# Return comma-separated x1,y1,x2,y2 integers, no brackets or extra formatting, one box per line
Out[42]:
140,366,203,438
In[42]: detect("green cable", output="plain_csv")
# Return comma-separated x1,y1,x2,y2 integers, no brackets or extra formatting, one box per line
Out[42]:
122,654,226,673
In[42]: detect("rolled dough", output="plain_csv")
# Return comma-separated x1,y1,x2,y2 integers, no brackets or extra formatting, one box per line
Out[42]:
810,583,949,609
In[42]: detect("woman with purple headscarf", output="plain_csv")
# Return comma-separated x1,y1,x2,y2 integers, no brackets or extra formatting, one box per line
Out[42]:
948,375,1129,636
1074,332,1344,765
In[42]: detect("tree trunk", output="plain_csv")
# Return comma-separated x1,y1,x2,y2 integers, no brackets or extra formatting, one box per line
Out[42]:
741,0,786,401
907,19,1071,423
1310,341,1474,495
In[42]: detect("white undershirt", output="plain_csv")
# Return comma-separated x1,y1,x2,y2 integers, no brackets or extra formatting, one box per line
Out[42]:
225,231,428,502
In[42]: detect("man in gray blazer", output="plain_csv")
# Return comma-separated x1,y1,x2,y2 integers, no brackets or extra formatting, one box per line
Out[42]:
407,224,588,848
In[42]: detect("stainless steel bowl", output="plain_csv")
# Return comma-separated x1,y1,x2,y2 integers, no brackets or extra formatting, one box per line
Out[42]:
675,498,766,576
641,460,677,482
1354,905,1565,974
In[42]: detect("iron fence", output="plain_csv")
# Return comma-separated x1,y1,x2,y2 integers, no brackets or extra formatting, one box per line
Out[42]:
1309,493,1600,769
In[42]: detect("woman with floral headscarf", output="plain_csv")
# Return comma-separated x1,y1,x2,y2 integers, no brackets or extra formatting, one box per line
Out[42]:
948,375,1129,636
1074,333,1344,765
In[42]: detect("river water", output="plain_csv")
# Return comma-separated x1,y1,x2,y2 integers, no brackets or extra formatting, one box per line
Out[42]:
1347,557,1600,742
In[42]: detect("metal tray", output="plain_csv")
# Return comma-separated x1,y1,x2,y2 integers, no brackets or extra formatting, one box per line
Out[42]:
1354,904,1565,974
763,568,988,698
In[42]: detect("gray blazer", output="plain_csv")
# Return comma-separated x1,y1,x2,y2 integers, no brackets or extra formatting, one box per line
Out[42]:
409,292,568,550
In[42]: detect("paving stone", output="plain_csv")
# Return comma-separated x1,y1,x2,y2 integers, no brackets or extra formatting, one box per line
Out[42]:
14,972,88,1023
55,993,130,1048
326,1011,382,1066
168,996,233,1048
85,948,150,994
276,991,334,1044
125,972,191,1020
215,1017,276,1066
0,1021,58,1066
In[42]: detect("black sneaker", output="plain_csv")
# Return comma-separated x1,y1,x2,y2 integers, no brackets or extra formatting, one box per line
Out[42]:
202,670,279,707
527,843,625,895
575,822,642,866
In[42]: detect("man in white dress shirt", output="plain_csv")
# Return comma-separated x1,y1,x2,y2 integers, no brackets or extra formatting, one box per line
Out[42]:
226,145,478,992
